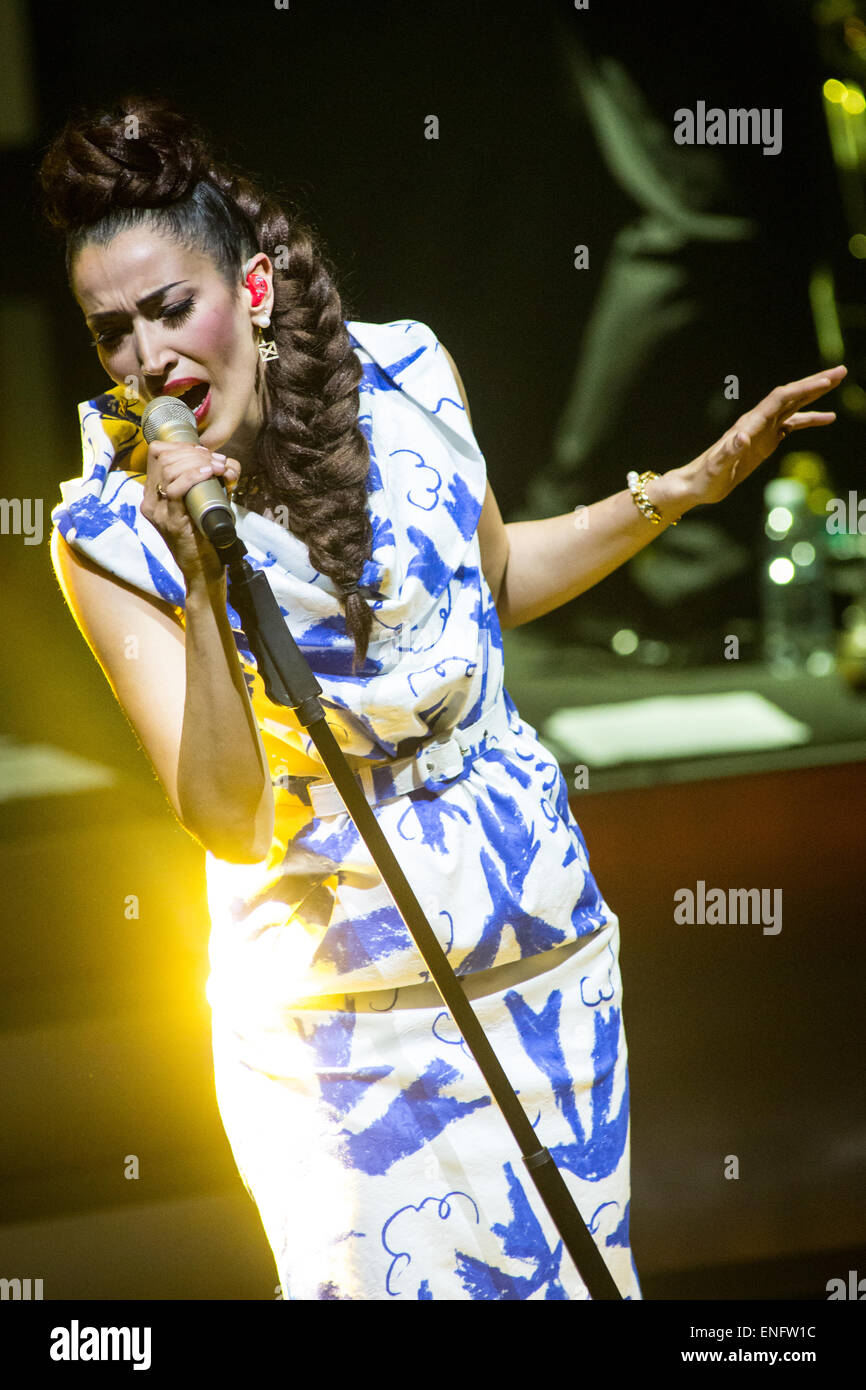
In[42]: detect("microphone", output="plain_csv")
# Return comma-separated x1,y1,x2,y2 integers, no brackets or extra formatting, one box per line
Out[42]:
140,395,238,553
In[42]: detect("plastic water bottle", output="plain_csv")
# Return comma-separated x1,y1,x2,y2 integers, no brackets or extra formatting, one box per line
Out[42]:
760,476,835,675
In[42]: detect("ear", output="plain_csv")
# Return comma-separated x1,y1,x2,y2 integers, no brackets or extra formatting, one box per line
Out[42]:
242,252,275,324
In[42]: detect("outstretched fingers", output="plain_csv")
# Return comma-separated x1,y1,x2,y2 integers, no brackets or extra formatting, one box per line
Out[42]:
773,365,846,414
781,410,837,432
737,369,845,442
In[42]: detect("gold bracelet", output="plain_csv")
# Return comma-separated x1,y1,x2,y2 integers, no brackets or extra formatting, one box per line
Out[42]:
626,469,678,526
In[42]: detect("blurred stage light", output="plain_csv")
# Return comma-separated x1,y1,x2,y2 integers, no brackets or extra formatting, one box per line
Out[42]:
611,628,639,656
766,506,794,538
768,557,796,585
791,541,817,567
824,78,849,103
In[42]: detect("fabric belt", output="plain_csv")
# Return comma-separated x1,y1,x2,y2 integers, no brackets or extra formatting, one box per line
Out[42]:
285,937,590,1012
286,697,513,820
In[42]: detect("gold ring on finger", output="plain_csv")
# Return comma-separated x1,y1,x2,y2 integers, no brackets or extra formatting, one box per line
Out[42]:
156,482,167,499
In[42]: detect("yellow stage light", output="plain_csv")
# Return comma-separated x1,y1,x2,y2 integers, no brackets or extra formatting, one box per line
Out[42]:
824,79,849,104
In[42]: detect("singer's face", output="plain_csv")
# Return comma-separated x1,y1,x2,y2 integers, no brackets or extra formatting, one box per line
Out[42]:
72,226,270,466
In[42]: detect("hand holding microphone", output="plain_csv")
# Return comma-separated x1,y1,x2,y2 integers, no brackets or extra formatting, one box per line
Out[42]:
140,395,241,589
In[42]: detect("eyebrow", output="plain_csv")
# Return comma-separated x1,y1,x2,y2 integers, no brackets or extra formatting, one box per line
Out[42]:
86,282,189,328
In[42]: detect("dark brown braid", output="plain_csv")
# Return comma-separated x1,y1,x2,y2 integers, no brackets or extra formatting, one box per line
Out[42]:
37,93,375,671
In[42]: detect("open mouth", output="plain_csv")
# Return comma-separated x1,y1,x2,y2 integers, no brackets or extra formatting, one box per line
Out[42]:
178,381,210,417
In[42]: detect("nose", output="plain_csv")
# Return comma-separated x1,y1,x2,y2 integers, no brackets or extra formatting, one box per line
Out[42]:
134,321,178,394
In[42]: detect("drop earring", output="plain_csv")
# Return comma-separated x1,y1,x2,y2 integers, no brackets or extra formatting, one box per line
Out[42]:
244,258,279,363
255,316,279,362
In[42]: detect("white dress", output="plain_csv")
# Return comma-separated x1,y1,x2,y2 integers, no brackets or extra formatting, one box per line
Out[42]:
51,318,642,1300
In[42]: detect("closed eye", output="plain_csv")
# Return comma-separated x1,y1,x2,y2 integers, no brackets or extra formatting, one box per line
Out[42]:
90,297,196,350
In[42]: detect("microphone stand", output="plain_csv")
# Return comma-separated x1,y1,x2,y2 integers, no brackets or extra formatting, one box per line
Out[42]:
214,529,624,1301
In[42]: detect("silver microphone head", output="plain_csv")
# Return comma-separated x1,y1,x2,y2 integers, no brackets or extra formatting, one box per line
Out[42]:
141,394,200,445
139,394,236,552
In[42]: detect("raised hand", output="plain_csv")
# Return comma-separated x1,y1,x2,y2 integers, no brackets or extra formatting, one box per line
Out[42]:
677,365,847,508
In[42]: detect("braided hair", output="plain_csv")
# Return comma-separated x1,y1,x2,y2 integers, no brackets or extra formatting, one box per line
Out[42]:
37,93,375,671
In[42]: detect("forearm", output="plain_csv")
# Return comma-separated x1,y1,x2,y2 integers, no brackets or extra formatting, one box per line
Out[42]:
497,468,700,629
177,572,274,862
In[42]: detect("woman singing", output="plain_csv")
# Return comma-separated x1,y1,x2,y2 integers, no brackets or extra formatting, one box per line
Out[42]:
39,95,844,1301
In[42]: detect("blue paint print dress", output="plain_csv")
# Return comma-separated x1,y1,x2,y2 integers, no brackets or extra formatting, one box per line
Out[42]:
51,317,642,1301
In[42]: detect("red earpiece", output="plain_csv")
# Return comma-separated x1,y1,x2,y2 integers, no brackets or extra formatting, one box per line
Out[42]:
246,273,269,307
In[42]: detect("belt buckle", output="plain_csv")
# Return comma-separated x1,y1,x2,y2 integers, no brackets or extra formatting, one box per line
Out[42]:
420,734,464,782
307,778,343,818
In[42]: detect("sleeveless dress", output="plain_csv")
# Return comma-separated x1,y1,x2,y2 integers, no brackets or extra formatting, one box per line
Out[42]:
51,318,642,1301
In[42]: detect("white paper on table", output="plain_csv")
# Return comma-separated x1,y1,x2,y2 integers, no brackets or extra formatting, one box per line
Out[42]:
541,691,812,767
0,735,118,802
